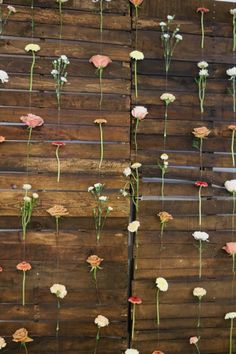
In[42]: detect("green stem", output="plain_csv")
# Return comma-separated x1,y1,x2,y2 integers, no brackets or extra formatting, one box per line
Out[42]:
231,130,235,167
164,103,168,144
56,299,60,334
199,186,202,227
59,0,62,39
135,6,138,49
94,328,100,354
135,168,139,214
22,343,28,354
100,0,103,34
232,77,236,113
195,343,201,354
233,254,235,276
26,127,33,169
55,145,61,183
31,0,34,36
200,12,204,49
200,138,203,171
233,15,236,52
98,123,104,169
197,299,201,328
29,51,36,92
233,192,236,232
134,60,138,98
229,318,234,354
99,68,103,108
156,289,160,326
22,271,26,306
55,217,59,236
199,240,202,279
134,118,139,154
131,304,136,340
161,169,165,200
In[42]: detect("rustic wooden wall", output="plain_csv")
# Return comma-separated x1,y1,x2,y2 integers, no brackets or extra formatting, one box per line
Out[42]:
0,1,130,353
132,0,236,353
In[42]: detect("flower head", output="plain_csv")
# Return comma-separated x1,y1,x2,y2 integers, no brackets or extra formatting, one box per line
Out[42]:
192,231,209,242
20,113,44,128
52,141,66,147
23,184,32,191
230,9,236,16
226,67,236,78
229,125,236,131
223,242,236,255
129,50,144,60
128,296,142,304
47,205,69,218
25,43,41,52
50,283,67,299
94,118,107,124
128,220,140,233
7,5,16,13
152,351,165,354
0,337,6,349
160,93,176,103
197,7,209,13
129,0,143,6
175,34,183,41
190,336,199,344
123,167,132,177
225,180,236,193
94,315,109,328
87,255,103,268
12,328,33,343
160,153,168,161
167,15,174,21
0,136,5,142
199,69,209,77
158,211,173,224
132,106,148,120
192,126,211,139
198,61,209,69
89,55,112,69
195,181,208,188
0,70,9,83
125,350,139,354
156,277,168,291
193,287,207,298
16,261,32,271
225,312,236,320
131,162,142,169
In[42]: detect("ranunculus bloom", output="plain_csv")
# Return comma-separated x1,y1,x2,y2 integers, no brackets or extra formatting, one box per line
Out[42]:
89,55,112,69
0,136,5,143
223,242,236,255
190,336,199,344
195,181,208,187
16,262,32,271
192,126,211,139
129,0,144,6
132,106,148,120
87,255,103,268
158,211,173,223
128,296,142,304
94,315,109,328
193,287,207,298
197,7,209,13
12,328,33,343
20,113,44,128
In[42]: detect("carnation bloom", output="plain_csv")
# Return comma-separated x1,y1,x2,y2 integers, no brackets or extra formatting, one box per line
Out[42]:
193,287,207,298
87,255,103,268
190,336,199,344
125,350,139,354
192,231,209,241
0,136,5,143
94,315,109,328
132,106,148,120
7,5,16,13
227,67,236,77
47,205,69,218
25,43,40,52
152,352,165,354
16,261,32,271
158,211,173,223
130,50,144,60
50,283,67,299
128,220,140,233
20,114,44,128
0,70,9,83
0,337,6,349
192,126,210,139
131,162,142,169
128,296,142,304
198,61,208,69
89,55,112,69
123,167,132,177
195,181,208,188
225,312,236,320
160,92,176,103
197,7,209,13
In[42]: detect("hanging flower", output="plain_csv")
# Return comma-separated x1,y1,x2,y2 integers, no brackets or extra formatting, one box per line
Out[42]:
51,55,70,111
47,205,69,235
129,0,144,48
155,277,168,326
16,262,31,306
89,55,112,108
0,337,6,350
158,211,173,247
190,336,200,354
192,126,211,170
223,243,236,275
50,283,67,334
230,9,236,51
225,312,236,354
87,255,103,304
25,44,40,92
0,5,16,35
192,231,209,279
196,61,209,113
195,181,208,227
88,183,113,243
94,315,109,354
125,350,139,354
20,113,44,165
56,0,68,38
12,328,33,354
132,106,148,153
0,136,5,143
160,16,183,74
129,50,144,98
20,184,39,241
159,153,169,199
229,125,236,167
196,7,209,49
226,67,236,113
128,296,142,340
0,70,9,83
160,93,176,144
51,142,66,182
225,179,236,231
94,119,107,169
193,287,206,328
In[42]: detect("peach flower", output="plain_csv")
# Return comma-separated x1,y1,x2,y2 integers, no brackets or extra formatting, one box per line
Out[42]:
158,211,173,223
0,136,5,143
20,113,44,128
229,125,236,131
89,55,112,69
12,328,33,343
192,126,211,139
129,0,144,6
16,261,32,271
87,255,103,268
223,242,236,255
190,336,199,344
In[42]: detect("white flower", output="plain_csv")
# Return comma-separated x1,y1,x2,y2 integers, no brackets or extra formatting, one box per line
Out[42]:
99,196,107,202
50,283,67,299
51,69,58,76
0,337,6,350
0,70,9,83
130,50,144,60
230,8,236,16
125,350,139,354
160,93,176,103
94,183,103,189
94,315,109,328
132,106,148,120
226,67,236,78
199,69,209,77
198,61,208,69
160,153,168,160
23,196,32,203
121,190,128,197
167,15,174,20
193,287,207,298
128,220,140,233
156,277,168,291
108,206,113,211
60,55,70,64
32,193,39,199
123,167,132,177
164,161,168,167
88,186,94,192
175,34,183,41
163,33,170,39
61,77,67,83
131,162,142,169
225,180,236,193
159,22,166,27
225,312,236,320
23,184,32,191
192,231,209,242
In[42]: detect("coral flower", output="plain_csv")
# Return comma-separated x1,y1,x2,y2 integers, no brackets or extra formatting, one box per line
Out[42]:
195,181,208,188
128,296,142,304
16,262,32,306
130,0,144,6
197,7,209,13
129,296,142,341
52,141,66,147
0,136,5,143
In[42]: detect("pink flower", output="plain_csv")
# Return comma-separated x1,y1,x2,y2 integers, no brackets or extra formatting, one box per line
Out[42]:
132,106,148,120
89,55,112,69
190,336,199,344
128,296,142,304
195,181,208,188
197,7,209,13
0,136,5,143
52,141,66,146
20,114,44,128
16,261,32,271
223,242,236,255
152,351,165,354
129,0,144,6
